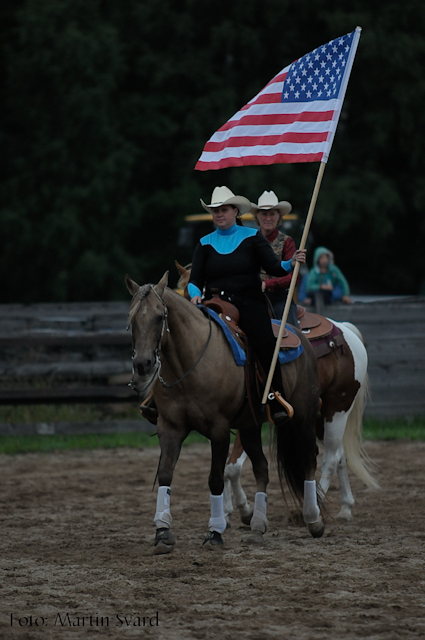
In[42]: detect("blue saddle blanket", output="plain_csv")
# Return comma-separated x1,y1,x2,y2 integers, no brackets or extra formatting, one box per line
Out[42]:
204,307,304,366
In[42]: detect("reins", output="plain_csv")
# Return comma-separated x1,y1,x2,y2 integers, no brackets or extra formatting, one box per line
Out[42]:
128,285,212,390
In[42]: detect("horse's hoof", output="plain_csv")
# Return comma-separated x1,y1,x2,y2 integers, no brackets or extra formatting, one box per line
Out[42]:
307,518,325,538
241,530,264,545
236,500,254,525
154,527,176,555
239,507,253,526
202,530,224,549
336,507,353,521
154,541,173,555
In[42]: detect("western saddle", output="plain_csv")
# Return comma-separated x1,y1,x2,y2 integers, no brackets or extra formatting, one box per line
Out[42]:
202,293,339,354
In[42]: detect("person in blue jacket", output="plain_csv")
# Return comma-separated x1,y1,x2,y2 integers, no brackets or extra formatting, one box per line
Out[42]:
304,246,351,307
188,186,306,425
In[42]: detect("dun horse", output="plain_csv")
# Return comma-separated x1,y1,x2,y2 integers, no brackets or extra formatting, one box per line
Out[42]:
175,262,379,527
126,272,323,554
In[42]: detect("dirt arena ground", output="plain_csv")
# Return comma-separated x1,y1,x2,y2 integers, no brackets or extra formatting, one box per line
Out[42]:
0,439,424,639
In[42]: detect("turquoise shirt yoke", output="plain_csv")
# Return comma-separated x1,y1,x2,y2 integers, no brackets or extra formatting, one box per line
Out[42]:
200,225,258,254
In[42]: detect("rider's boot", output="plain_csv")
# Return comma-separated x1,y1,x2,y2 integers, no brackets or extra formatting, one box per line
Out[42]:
140,401,158,425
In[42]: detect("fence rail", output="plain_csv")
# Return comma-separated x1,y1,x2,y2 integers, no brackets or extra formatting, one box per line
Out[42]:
0,420,152,437
0,386,136,405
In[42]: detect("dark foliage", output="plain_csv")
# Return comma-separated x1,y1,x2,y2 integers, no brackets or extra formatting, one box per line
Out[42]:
1,0,424,301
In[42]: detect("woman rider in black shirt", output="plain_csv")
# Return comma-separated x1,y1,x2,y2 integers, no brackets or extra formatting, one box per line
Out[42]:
188,186,306,425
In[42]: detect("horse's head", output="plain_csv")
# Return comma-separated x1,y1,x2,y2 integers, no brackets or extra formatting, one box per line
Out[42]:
126,271,169,396
175,260,191,300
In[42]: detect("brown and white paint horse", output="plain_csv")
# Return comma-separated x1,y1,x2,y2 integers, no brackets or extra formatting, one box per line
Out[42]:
126,272,323,554
223,320,378,527
175,262,379,527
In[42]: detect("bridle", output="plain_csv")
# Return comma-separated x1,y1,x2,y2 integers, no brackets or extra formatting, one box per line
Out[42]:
128,285,212,392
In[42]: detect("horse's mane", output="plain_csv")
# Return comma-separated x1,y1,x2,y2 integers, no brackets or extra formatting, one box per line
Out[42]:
127,284,153,326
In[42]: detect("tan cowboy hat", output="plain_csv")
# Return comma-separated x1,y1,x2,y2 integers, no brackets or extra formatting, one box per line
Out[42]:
251,190,292,217
200,186,252,216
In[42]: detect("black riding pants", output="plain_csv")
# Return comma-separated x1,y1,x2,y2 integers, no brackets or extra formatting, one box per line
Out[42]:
228,293,285,398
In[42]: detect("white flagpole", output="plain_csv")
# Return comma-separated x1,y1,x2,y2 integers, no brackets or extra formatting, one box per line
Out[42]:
261,160,326,405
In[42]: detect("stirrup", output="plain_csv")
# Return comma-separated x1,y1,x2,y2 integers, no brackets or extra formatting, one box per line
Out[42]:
266,406,291,427
274,391,294,418
265,391,294,424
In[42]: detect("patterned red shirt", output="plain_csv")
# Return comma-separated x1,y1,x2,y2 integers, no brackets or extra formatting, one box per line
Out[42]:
261,229,297,292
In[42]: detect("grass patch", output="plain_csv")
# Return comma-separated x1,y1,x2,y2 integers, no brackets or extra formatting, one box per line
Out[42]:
0,430,211,455
0,412,424,455
363,417,425,441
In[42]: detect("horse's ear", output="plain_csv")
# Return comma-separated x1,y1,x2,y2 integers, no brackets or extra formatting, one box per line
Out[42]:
155,271,169,297
125,275,139,296
175,260,189,277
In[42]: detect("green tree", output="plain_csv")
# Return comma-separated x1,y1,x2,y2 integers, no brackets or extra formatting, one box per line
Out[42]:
0,0,424,301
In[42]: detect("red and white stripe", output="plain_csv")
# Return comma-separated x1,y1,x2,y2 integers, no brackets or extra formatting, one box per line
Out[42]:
195,65,340,170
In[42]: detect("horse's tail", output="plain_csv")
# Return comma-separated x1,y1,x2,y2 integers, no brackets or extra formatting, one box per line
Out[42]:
272,410,319,508
342,371,380,490
339,322,380,490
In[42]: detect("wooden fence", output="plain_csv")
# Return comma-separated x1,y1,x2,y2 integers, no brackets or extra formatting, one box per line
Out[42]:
0,301,141,435
0,296,424,434
0,301,133,405
324,297,425,418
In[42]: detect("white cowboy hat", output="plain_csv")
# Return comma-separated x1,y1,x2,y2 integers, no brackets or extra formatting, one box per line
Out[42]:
251,190,292,216
200,186,252,216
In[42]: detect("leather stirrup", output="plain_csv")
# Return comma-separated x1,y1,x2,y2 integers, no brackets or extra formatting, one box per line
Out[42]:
274,391,294,418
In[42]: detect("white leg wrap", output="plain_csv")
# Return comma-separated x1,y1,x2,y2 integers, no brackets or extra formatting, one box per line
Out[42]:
209,494,227,534
250,492,268,533
303,480,320,524
154,486,172,529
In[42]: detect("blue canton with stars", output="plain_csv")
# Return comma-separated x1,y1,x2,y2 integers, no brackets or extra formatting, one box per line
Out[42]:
281,31,355,103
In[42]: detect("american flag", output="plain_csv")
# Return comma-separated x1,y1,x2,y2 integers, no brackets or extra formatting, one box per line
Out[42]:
195,28,361,171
